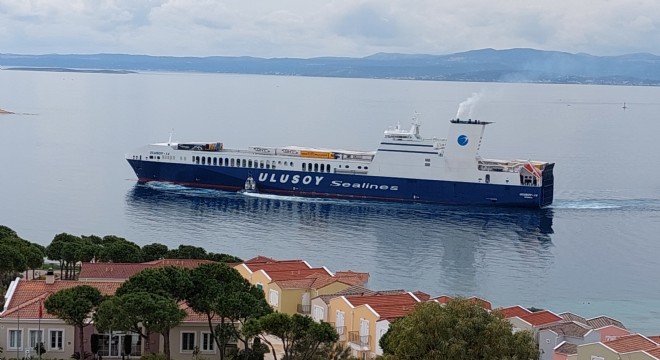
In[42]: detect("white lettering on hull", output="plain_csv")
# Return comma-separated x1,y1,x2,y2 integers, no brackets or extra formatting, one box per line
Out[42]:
256,173,398,191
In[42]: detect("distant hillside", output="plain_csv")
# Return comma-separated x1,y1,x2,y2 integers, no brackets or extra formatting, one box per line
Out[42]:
2,48,660,85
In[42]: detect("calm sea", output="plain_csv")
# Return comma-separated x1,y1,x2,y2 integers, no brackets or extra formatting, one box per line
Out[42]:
1,70,660,333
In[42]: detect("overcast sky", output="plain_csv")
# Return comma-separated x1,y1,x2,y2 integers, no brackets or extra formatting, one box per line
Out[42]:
1,0,659,58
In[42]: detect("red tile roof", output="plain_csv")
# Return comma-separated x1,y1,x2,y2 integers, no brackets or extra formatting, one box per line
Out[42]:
412,291,431,302
264,268,331,281
496,305,532,319
344,293,420,320
273,269,367,289
646,347,660,358
467,297,492,310
519,310,562,326
1,280,121,319
78,259,213,280
244,256,279,263
243,261,312,273
604,334,658,353
430,295,453,304
1,278,218,323
648,336,660,344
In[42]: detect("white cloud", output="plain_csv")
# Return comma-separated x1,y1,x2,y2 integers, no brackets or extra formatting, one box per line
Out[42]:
0,0,659,57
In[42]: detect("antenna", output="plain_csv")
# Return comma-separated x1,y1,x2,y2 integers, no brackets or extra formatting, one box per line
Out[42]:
168,128,174,145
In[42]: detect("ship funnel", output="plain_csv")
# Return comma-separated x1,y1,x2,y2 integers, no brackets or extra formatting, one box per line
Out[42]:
444,119,489,168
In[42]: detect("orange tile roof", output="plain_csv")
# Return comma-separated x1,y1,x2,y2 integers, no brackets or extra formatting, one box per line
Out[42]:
604,334,658,353
520,310,562,326
496,305,532,319
1,280,121,319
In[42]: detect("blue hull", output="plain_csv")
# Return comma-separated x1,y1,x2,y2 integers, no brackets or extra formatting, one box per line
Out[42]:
127,160,553,208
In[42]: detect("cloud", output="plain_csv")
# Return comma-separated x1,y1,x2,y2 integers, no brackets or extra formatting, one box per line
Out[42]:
0,0,659,57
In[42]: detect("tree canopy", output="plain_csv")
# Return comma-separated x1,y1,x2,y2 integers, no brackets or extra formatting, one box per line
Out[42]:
44,285,104,358
380,299,539,360
0,225,45,286
94,292,186,356
244,312,339,360
186,263,272,360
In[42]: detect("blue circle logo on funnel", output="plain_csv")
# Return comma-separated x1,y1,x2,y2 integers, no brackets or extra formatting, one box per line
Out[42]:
457,135,469,146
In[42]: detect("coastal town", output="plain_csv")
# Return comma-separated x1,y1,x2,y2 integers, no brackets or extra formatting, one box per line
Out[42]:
1,228,658,360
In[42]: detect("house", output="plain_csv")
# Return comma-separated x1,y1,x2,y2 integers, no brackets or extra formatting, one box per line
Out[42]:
538,321,599,360
576,333,659,360
585,316,630,342
310,286,406,323
327,292,423,359
554,341,578,360
0,260,237,360
233,256,368,315
506,309,563,337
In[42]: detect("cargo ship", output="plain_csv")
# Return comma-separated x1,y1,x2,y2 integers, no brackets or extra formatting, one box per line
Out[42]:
126,116,554,207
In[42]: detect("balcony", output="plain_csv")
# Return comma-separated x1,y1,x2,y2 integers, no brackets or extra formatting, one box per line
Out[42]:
297,304,311,315
348,331,370,349
335,326,346,341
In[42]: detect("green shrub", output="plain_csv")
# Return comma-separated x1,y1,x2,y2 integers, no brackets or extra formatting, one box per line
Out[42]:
139,353,167,360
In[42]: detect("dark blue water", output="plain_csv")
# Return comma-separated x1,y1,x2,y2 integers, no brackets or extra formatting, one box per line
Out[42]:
1,70,660,333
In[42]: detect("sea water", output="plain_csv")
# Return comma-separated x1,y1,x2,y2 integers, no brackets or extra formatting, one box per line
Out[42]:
1,70,659,333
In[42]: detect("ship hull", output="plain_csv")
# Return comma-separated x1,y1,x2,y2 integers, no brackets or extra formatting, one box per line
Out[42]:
127,159,552,208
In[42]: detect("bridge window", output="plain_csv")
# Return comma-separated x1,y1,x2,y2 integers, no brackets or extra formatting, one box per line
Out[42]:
213,158,217,166
242,159,247,167
230,158,235,166
201,157,206,165
302,163,307,171
314,163,318,172
248,160,253,168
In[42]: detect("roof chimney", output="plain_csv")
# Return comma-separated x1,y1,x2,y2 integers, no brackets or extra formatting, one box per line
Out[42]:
45,267,55,285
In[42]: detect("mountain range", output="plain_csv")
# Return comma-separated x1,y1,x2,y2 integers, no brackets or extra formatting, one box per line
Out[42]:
2,48,660,86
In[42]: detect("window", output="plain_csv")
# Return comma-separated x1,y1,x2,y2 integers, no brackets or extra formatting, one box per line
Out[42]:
29,329,44,349
201,332,214,352
49,329,64,351
181,332,196,352
256,283,263,291
313,305,325,322
8,329,22,349
269,289,279,306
